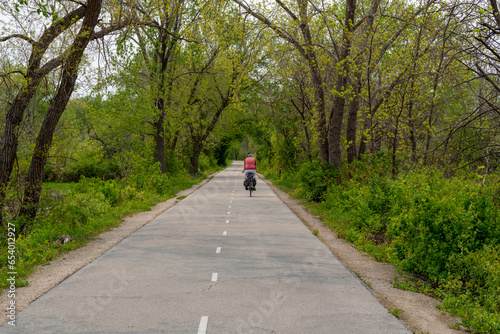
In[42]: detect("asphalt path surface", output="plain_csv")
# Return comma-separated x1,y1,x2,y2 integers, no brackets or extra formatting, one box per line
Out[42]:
2,162,410,333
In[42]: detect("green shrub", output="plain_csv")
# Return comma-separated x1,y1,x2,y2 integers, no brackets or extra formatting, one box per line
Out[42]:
440,245,500,333
198,152,217,171
298,160,338,201
48,156,121,182
58,192,112,226
387,170,500,280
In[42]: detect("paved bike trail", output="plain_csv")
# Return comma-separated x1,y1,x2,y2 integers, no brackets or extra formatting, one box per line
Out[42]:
1,162,410,333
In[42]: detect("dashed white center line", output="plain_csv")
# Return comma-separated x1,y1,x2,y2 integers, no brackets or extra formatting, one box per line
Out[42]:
216,247,221,254
211,273,218,282
228,205,231,209
226,220,229,224
198,316,209,334
223,231,227,236
227,212,230,215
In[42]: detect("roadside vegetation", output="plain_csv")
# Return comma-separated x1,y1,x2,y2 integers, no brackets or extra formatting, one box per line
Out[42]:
260,158,500,333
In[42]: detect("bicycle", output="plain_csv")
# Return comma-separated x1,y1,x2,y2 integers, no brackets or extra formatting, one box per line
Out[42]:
245,173,256,197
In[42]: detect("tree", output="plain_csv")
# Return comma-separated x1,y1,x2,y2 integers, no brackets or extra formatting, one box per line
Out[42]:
0,0,133,224
182,3,265,174
0,3,88,224
19,0,104,221
232,0,330,163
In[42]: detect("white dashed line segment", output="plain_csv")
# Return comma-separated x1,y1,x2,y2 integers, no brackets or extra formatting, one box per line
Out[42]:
211,273,218,282
197,316,208,334
216,247,221,254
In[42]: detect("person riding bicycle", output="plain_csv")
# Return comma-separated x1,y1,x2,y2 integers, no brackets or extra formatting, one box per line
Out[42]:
242,154,257,190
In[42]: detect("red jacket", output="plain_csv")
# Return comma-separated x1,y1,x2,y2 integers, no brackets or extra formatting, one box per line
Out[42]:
244,157,256,170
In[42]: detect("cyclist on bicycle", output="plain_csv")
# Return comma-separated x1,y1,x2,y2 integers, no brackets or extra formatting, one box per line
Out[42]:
242,154,257,190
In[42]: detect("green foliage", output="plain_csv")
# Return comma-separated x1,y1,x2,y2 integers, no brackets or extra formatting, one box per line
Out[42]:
389,308,404,318
46,152,121,182
393,276,417,293
439,246,500,333
387,171,500,279
198,152,217,172
15,0,61,21
298,161,338,202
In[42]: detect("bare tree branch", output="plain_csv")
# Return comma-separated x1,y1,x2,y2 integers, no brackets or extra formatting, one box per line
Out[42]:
0,34,36,45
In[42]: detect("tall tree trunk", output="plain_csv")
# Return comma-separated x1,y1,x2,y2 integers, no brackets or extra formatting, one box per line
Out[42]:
19,0,103,222
407,73,417,163
189,140,202,175
291,98,313,162
297,0,328,162
408,100,417,163
347,0,380,163
311,71,329,163
346,73,361,164
153,27,177,174
407,24,423,164
154,97,166,173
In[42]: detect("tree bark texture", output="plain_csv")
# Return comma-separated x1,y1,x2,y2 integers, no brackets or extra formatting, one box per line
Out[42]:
328,0,357,169
154,97,167,174
346,74,361,164
19,0,103,221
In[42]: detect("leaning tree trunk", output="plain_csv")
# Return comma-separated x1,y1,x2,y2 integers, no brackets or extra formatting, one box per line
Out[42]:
19,0,103,222
0,5,87,225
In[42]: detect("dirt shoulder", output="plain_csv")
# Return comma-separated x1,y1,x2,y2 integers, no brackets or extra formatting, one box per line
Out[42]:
259,174,468,334
0,174,215,326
